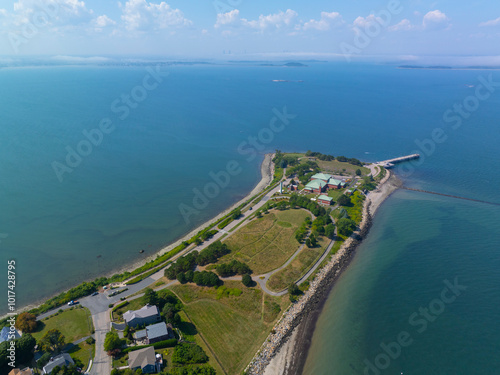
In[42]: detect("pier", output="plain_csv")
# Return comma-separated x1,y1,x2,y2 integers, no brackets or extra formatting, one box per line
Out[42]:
378,154,420,168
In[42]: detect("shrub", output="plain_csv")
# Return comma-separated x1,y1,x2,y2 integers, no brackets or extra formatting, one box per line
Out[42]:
172,343,208,365
242,274,253,287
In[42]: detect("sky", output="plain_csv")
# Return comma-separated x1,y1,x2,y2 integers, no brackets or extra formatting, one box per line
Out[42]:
1,0,500,63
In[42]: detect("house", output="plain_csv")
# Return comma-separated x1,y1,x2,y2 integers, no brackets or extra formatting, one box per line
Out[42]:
317,195,333,205
0,327,21,343
42,353,74,374
9,368,33,375
304,179,327,194
128,346,160,373
133,329,148,343
327,178,342,190
311,173,332,183
123,304,161,328
146,322,172,344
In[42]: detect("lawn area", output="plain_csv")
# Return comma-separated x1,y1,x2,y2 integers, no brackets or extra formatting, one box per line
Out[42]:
67,341,95,370
170,281,288,375
267,236,330,292
327,189,347,201
33,306,93,343
344,191,366,224
221,209,310,274
314,159,370,176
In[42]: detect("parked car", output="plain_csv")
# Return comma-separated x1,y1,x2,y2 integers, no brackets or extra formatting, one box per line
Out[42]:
68,300,75,306
91,292,99,296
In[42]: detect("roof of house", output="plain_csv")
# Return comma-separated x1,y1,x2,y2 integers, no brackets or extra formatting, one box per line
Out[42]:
42,353,74,374
328,178,342,185
123,304,159,323
128,346,156,369
311,173,333,181
146,322,169,341
305,180,326,190
0,327,21,343
318,195,333,202
9,368,33,375
134,329,147,340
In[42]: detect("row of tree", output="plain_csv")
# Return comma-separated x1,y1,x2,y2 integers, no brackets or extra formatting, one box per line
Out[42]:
165,241,231,281
215,260,252,277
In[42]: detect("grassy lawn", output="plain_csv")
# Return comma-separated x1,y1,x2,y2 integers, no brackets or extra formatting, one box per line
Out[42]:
267,236,330,292
33,306,93,343
67,341,95,370
170,281,288,375
315,159,370,176
327,189,347,201
221,209,310,274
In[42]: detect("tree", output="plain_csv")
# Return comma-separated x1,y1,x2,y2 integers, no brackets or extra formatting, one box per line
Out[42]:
104,331,124,355
37,352,52,369
242,274,253,287
39,329,65,353
309,234,318,247
16,333,36,364
162,303,176,323
177,272,187,284
337,218,357,237
276,201,288,211
325,224,336,239
355,168,362,176
232,209,242,220
15,312,37,333
142,288,158,306
337,195,351,206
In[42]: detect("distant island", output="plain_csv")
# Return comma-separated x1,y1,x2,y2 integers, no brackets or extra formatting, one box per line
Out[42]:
398,65,500,70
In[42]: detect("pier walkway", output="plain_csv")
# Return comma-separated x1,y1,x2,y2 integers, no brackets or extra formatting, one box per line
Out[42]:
377,153,420,168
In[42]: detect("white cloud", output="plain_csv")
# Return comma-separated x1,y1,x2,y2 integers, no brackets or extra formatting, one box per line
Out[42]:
389,18,415,32
247,9,298,31
13,0,93,24
352,14,386,30
214,9,241,28
214,9,298,33
479,17,500,27
302,11,343,31
423,10,450,30
121,0,192,31
91,15,116,32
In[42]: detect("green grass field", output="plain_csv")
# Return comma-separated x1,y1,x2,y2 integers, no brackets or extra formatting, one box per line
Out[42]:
33,306,93,343
221,209,310,274
67,341,95,370
267,236,330,292
171,281,288,375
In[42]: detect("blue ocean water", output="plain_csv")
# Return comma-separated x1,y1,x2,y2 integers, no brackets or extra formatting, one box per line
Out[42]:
1,62,499,373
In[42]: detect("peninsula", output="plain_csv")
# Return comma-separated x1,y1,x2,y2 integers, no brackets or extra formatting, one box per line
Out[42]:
2,151,406,375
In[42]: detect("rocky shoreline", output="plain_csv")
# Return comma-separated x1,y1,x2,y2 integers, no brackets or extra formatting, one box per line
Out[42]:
246,170,396,375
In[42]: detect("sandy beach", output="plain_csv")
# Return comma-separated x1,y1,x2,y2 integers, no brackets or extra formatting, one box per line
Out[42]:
249,170,401,375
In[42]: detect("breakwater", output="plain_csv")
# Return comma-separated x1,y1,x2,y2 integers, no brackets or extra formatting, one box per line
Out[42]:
401,187,500,207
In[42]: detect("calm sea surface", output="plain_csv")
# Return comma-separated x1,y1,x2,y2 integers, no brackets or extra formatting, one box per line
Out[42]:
1,62,499,373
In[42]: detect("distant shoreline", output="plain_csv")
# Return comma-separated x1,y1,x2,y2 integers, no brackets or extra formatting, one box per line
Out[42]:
3,153,274,319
